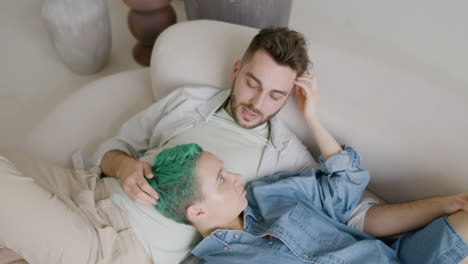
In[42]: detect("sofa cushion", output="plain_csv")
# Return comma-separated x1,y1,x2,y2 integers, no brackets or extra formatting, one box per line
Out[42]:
20,69,153,168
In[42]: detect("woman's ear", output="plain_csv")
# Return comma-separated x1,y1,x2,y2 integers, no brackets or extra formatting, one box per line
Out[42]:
230,60,241,81
186,203,206,223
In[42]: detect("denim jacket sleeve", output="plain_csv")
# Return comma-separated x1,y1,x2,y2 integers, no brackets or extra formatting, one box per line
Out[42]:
298,145,370,224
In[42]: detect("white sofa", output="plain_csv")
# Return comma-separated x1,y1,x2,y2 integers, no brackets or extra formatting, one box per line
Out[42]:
18,20,468,204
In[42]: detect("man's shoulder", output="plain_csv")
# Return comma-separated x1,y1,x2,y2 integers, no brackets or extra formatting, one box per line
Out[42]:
168,85,226,99
150,85,228,113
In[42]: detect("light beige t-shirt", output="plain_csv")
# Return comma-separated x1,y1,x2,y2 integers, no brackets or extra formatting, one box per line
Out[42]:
105,107,270,262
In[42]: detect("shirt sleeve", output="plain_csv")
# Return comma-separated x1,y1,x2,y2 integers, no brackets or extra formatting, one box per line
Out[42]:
297,145,371,224
91,89,181,168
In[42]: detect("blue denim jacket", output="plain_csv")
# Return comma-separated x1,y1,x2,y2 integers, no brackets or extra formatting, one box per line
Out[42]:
192,146,400,264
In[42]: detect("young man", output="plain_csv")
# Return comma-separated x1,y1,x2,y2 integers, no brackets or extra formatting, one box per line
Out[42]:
150,80,468,263
93,28,379,261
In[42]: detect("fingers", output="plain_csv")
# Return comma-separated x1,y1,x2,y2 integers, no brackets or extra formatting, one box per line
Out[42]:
294,74,317,96
123,180,156,205
137,181,159,205
142,162,160,200
143,162,154,179
134,185,158,205
460,193,468,212
121,162,159,205
138,179,159,201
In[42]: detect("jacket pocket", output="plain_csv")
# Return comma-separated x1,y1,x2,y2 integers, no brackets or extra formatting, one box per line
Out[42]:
289,203,343,250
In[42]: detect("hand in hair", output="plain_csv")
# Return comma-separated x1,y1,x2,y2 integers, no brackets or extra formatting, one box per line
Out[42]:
294,73,319,122
102,150,159,205
118,158,160,205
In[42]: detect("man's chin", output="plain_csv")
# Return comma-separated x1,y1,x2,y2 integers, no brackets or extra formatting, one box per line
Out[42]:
236,114,263,128
238,120,260,129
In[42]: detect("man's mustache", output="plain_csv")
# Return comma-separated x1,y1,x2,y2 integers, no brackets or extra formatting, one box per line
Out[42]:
241,104,262,116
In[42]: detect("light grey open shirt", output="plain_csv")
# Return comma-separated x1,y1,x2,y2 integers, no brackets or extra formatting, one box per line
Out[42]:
92,85,380,231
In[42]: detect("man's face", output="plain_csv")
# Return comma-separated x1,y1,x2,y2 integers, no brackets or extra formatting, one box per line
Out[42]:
226,49,298,128
188,151,248,226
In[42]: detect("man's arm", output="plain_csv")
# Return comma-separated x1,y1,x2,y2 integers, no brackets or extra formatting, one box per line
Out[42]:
94,89,185,205
95,99,165,205
294,74,342,159
364,193,468,237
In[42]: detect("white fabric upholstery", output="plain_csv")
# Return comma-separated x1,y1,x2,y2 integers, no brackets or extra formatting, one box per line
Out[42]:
19,20,468,203
19,68,153,168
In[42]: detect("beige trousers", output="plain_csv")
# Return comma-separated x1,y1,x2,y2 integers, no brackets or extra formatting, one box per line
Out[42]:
0,151,152,264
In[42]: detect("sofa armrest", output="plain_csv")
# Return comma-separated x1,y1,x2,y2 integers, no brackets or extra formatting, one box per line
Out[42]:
19,68,153,168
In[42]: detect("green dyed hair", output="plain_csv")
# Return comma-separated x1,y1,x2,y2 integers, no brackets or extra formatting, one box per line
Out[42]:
147,143,203,224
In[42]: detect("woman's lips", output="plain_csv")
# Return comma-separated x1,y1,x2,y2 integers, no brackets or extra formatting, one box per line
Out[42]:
241,106,258,121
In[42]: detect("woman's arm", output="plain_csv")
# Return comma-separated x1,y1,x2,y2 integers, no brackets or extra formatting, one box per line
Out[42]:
364,193,468,237
294,74,343,160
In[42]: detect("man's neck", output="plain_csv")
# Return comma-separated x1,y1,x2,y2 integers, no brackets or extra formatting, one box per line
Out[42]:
197,214,244,237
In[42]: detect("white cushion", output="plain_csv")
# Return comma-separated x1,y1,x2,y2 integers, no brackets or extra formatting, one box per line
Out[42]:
151,21,256,99
19,68,153,168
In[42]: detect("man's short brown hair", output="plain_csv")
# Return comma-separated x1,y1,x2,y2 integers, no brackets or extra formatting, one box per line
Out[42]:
242,27,311,75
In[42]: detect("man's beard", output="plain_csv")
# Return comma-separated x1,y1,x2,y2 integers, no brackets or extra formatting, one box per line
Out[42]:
227,80,283,129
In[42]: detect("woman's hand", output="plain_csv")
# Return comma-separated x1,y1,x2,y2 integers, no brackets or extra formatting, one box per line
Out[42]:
294,73,319,122
442,192,468,215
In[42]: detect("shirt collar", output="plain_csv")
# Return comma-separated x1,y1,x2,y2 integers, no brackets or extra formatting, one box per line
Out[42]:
195,89,231,122
269,116,297,149
192,229,232,258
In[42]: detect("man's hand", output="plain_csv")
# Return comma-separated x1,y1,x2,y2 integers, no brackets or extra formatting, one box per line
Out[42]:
101,150,159,205
117,158,160,206
294,74,342,160
294,73,319,121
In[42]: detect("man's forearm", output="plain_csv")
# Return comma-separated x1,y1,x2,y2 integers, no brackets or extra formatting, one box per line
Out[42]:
305,116,342,161
101,150,134,179
363,197,449,237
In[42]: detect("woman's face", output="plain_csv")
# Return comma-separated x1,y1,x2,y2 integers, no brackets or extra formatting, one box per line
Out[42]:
189,151,248,226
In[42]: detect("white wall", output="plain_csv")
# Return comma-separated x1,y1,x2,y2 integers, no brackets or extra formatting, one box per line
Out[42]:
289,0,468,202
290,0,467,87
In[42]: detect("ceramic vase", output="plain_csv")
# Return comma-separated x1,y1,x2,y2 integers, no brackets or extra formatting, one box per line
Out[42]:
42,0,111,74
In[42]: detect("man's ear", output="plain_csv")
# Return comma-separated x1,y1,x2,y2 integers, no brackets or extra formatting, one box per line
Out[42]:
186,204,206,222
230,60,241,81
